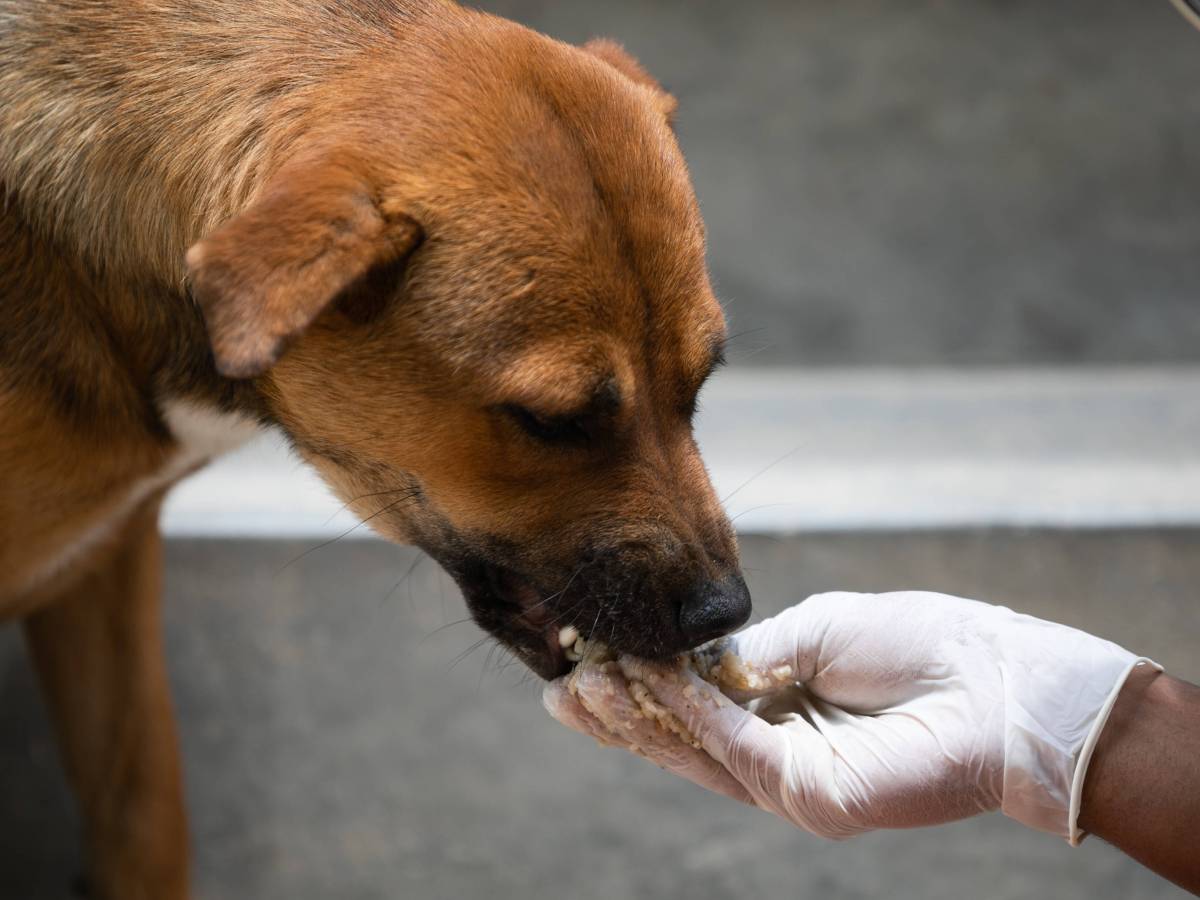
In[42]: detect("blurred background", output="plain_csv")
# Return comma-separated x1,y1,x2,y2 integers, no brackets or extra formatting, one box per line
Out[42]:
2,1,1198,898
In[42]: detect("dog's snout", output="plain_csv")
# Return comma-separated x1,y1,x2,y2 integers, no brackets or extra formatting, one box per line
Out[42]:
678,573,752,647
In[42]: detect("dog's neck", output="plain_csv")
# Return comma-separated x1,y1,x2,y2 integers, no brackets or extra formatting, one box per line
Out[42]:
0,200,270,445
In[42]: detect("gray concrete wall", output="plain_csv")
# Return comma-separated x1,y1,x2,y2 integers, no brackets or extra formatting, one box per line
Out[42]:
475,0,1200,365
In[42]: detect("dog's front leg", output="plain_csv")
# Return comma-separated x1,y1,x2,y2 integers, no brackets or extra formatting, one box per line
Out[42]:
22,498,190,900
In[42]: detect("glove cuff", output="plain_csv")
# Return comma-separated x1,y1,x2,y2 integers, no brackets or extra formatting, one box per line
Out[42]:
1065,657,1162,846
998,620,1157,842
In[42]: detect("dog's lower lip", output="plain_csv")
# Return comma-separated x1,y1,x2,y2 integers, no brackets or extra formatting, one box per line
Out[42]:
484,563,545,624
472,561,575,678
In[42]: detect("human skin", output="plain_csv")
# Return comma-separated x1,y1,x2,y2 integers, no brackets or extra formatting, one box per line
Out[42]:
1079,667,1200,895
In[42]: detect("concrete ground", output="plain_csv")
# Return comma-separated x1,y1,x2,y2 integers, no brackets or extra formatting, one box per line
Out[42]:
1,532,1195,900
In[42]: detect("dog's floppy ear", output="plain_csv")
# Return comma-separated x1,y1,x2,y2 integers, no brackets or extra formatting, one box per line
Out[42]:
186,154,422,379
583,38,679,123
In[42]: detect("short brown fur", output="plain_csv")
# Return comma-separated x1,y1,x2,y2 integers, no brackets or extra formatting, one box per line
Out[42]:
0,2,746,895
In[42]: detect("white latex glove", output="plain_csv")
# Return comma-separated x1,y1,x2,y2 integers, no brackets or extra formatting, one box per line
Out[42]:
544,591,1159,844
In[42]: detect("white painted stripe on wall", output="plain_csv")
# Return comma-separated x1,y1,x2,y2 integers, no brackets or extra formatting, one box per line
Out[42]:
161,367,1200,536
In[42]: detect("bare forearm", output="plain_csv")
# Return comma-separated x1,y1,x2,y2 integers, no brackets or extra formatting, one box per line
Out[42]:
1079,667,1200,895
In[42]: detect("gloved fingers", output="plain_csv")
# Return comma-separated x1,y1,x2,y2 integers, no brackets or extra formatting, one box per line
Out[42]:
617,656,810,802
569,661,756,806
542,677,632,751
643,663,973,837
708,592,987,711
691,593,862,704
618,656,902,839
796,695,1004,828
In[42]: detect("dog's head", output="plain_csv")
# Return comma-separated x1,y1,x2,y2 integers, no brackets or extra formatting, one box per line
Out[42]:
186,12,749,678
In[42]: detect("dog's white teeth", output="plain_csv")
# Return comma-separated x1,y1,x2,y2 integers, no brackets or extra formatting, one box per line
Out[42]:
563,634,588,663
558,625,580,649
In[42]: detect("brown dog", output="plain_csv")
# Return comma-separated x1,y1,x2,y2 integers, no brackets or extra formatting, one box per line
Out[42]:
0,1,750,895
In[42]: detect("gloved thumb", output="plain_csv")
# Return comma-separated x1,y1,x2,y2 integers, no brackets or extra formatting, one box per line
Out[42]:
696,592,853,703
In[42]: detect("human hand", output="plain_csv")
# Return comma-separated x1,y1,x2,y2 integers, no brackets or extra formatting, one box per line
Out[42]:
544,591,1157,843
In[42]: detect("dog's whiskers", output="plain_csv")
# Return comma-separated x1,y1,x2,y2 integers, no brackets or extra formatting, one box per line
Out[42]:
276,488,420,574
544,599,586,630
381,551,428,610
521,563,586,617
728,501,800,526
719,442,807,506
447,635,493,673
323,486,421,527
418,616,475,644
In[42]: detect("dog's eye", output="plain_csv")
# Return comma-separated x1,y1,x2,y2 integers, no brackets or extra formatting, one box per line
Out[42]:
502,404,591,446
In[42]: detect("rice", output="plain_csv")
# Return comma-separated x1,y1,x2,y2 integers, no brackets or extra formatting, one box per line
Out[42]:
626,678,701,749
563,635,801,754
690,642,795,696
566,638,702,747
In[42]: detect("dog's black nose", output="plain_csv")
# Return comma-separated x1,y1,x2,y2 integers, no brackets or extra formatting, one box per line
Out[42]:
679,573,752,646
